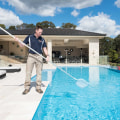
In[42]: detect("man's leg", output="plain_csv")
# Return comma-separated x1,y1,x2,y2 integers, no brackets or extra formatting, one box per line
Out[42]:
35,56,43,92
24,54,35,93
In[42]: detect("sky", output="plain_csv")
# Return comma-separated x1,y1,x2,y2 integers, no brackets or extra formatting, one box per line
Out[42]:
0,0,120,37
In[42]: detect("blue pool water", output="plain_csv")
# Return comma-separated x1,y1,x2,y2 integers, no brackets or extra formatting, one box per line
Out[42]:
32,66,120,120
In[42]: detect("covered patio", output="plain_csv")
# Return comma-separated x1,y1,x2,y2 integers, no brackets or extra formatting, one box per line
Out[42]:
0,28,106,65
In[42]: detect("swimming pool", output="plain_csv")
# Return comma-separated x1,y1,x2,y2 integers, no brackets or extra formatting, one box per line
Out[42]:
32,66,120,120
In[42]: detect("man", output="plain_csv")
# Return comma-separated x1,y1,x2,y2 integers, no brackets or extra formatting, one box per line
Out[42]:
15,26,49,94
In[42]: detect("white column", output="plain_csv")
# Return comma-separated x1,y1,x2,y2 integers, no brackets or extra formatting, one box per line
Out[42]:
47,40,52,62
89,38,99,65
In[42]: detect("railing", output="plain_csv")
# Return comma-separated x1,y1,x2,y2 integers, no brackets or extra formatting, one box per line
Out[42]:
99,55,109,65
52,56,88,63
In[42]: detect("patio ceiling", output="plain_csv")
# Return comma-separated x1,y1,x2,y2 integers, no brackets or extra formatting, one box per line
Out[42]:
52,40,89,48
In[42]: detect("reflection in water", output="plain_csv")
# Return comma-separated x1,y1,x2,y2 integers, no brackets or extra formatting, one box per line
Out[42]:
48,71,53,85
76,66,100,88
76,79,88,88
76,66,89,88
89,67,99,86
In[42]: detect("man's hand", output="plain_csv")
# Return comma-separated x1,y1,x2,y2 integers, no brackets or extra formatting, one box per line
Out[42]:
14,37,24,47
14,37,19,42
46,56,49,62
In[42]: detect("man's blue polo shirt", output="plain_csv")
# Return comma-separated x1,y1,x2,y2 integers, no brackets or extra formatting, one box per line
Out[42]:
23,34,47,54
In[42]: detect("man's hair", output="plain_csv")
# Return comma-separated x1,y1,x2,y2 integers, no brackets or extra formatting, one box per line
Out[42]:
36,25,43,30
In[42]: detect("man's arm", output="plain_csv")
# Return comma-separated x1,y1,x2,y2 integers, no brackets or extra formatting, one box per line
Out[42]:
43,47,49,62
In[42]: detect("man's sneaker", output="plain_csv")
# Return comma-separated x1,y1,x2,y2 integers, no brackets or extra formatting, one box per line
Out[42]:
36,89,43,93
22,89,29,95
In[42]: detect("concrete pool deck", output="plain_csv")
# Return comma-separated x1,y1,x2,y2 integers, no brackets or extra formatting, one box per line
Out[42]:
0,64,52,120
0,63,101,120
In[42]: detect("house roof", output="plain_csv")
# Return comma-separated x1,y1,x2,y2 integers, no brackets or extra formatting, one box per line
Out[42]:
0,28,106,36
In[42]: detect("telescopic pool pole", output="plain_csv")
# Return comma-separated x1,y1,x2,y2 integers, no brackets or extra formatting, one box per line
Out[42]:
0,26,89,86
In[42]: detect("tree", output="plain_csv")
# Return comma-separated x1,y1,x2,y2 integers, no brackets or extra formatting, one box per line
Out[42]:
16,23,36,29
0,24,6,29
16,23,27,30
99,37,114,55
49,22,55,28
61,23,76,29
9,26,16,30
16,25,21,30
36,21,55,28
20,23,28,29
41,21,49,28
108,49,119,63
36,22,42,27
26,24,35,29
114,34,120,56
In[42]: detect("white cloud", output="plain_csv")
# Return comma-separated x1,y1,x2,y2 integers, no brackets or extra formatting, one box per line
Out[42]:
71,10,79,17
0,7,23,27
5,0,102,16
56,26,60,28
76,12,120,37
56,8,62,13
115,0,120,8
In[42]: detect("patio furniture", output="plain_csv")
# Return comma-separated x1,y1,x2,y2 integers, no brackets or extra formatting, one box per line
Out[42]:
0,67,21,72
0,70,6,79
